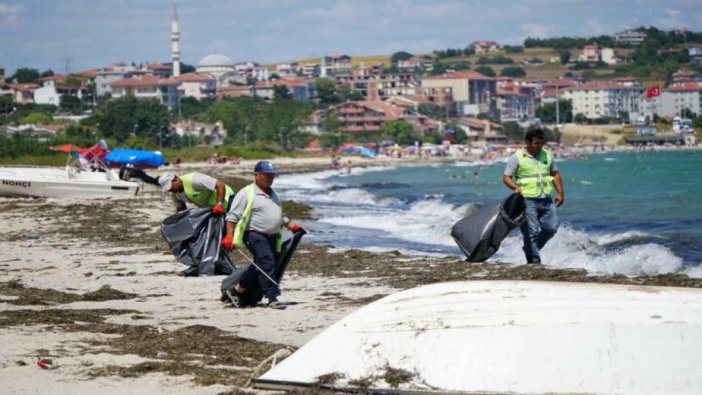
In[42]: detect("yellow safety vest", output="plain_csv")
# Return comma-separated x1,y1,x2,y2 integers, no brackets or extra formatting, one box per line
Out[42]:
233,183,283,252
515,148,554,198
181,173,233,208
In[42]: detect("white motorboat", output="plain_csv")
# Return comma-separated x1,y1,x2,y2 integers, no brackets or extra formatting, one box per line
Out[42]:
255,281,702,394
0,165,140,198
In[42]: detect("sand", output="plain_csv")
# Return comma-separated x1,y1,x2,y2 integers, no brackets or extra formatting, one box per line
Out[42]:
2,156,701,394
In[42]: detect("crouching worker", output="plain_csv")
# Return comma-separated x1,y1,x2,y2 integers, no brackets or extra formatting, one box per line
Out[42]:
220,161,303,310
159,172,233,214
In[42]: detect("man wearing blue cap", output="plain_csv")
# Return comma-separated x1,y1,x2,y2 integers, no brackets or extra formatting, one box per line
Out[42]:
221,160,303,309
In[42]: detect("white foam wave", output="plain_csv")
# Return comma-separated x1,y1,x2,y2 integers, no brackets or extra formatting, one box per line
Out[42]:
318,198,469,247
683,265,702,279
593,230,657,246
492,226,684,276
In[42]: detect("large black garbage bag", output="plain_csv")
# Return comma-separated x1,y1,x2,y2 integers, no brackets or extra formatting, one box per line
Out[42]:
221,229,306,307
451,193,526,262
160,208,235,276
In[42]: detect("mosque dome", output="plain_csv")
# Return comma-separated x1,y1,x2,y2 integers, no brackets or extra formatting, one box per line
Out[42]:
197,53,234,68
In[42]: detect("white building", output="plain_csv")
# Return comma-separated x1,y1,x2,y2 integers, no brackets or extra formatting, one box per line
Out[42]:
660,82,702,117
33,75,86,107
612,29,647,45
175,73,216,101
109,75,179,111
565,82,642,119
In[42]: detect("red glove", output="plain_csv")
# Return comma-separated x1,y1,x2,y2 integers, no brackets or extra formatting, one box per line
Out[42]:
221,235,234,251
288,223,303,233
212,203,225,215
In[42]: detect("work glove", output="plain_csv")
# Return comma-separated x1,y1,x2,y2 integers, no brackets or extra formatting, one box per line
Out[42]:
288,223,303,233
212,203,225,215
221,235,234,251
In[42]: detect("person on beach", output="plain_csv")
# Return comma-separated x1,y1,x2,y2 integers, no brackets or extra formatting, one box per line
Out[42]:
502,129,565,264
220,161,303,309
159,172,233,214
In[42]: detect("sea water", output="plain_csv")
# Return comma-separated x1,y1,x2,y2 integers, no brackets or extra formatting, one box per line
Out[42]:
275,150,702,278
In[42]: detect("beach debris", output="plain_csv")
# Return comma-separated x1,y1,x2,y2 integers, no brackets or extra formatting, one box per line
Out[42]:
248,347,293,386
37,358,56,370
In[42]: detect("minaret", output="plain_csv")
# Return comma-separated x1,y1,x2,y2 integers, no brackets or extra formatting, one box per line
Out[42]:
171,0,181,77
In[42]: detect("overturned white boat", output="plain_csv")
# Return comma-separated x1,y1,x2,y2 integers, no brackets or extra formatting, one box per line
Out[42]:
0,165,139,198
254,281,702,394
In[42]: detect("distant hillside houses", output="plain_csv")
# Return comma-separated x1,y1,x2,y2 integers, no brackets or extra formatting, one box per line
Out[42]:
471,40,500,54
578,45,622,64
612,29,647,45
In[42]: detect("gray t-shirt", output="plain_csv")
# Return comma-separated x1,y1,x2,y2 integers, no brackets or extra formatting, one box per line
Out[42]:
226,183,289,235
173,172,218,207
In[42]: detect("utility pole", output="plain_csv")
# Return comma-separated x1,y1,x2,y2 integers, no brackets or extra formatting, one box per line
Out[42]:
556,82,561,131
244,126,249,146
278,127,284,149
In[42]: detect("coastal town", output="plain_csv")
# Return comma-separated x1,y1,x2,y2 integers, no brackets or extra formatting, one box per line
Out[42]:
2,2,702,395
1,2,701,155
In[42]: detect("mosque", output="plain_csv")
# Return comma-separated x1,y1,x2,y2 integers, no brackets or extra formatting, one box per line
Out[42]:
171,1,246,88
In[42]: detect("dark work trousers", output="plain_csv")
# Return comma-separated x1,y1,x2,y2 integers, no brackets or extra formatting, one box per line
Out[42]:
241,231,280,299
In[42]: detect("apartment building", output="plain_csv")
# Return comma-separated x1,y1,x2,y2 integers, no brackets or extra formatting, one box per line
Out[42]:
109,75,179,111
175,73,216,101
565,81,642,119
421,71,497,117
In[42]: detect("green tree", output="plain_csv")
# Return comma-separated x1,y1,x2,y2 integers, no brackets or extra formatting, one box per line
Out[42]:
475,66,496,77
92,96,170,145
273,84,293,100
8,68,40,83
315,77,338,105
179,96,212,120
319,113,343,149
0,95,14,125
500,66,526,78
382,120,418,145
21,112,52,125
558,49,571,65
391,51,414,63
535,99,573,124
59,94,83,115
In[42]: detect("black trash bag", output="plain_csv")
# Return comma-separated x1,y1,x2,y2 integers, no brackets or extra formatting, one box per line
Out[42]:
451,193,526,262
160,207,235,276
221,229,306,307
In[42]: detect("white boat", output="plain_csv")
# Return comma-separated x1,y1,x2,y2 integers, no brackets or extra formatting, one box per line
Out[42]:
0,165,140,198
255,281,702,394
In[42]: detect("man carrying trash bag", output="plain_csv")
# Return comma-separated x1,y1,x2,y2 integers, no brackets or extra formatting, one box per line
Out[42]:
159,172,236,277
220,161,304,310
503,129,565,264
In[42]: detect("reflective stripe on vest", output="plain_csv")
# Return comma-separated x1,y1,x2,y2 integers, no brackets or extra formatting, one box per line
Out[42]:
516,148,554,198
181,173,233,208
233,183,283,252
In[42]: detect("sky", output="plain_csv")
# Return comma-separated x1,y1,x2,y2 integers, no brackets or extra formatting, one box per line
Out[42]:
1,0,701,76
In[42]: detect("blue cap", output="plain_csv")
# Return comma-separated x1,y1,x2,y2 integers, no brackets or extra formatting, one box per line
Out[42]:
254,160,279,174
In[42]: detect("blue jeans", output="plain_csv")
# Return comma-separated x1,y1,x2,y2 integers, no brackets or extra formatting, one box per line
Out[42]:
243,231,281,299
520,197,559,263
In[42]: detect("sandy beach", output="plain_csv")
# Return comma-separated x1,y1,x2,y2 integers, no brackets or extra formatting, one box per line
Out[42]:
2,155,701,394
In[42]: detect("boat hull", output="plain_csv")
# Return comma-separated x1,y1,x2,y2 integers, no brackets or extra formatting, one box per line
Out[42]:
0,167,139,198
255,281,702,394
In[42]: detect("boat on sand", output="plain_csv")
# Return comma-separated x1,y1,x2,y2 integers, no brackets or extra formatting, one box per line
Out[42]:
0,165,140,198
254,280,702,394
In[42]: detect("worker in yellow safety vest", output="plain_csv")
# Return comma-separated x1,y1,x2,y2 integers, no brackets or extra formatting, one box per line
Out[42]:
220,161,303,310
503,129,565,265
159,172,233,215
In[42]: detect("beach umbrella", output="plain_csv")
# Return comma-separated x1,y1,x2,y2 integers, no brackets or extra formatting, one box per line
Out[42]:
49,144,83,153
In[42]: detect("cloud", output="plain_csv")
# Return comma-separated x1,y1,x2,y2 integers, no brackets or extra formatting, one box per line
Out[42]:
521,23,554,39
655,8,683,29
0,2,20,26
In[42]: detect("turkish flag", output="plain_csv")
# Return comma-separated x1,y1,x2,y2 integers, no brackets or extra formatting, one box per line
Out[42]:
645,86,661,98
